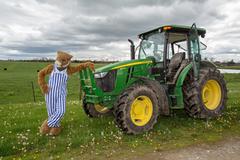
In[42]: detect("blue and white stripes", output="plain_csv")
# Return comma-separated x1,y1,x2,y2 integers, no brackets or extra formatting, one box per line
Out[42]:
45,64,68,127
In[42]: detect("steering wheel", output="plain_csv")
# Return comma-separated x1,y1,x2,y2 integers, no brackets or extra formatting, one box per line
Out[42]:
153,50,163,61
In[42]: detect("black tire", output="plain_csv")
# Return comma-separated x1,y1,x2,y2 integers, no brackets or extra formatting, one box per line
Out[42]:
83,98,112,118
183,67,227,118
113,84,159,134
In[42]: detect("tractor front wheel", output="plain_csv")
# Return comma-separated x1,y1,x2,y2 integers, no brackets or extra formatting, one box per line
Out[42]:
183,67,227,118
113,84,159,134
83,99,111,117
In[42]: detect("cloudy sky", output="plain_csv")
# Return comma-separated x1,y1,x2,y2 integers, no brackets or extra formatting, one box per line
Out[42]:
0,0,240,62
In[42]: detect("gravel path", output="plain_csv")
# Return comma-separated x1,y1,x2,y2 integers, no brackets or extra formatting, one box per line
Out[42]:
130,137,240,160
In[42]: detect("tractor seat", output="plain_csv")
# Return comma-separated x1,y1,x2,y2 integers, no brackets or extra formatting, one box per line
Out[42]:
166,52,186,81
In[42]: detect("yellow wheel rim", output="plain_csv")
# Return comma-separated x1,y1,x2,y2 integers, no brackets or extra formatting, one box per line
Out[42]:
94,104,109,113
202,79,222,110
130,96,153,126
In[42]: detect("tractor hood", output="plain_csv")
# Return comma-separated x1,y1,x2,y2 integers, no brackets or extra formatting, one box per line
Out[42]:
95,58,153,73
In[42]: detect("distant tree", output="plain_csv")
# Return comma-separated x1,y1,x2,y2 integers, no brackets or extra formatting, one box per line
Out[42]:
227,59,235,65
210,57,215,62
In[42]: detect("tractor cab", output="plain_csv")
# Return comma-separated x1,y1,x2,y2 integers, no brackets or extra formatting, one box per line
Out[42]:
135,24,207,83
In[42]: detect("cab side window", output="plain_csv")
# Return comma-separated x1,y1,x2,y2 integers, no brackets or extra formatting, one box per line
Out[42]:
173,41,188,59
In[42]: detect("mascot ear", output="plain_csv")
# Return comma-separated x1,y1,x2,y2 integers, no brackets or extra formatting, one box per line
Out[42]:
68,54,73,61
57,51,73,60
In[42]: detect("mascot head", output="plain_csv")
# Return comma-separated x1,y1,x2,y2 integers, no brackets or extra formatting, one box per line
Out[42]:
55,51,73,69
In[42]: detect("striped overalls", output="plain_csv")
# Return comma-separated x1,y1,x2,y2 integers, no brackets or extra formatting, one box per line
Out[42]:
45,64,68,127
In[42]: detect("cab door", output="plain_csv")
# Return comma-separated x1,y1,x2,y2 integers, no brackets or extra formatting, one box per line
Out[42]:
188,23,201,79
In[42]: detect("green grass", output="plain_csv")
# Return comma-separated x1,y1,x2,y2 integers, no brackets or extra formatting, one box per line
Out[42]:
0,61,240,159
218,65,240,70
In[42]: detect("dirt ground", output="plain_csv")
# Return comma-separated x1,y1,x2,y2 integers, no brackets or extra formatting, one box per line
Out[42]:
129,137,240,160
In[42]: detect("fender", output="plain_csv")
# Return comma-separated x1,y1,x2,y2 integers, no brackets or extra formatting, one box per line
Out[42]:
173,63,193,108
200,60,217,69
138,77,170,116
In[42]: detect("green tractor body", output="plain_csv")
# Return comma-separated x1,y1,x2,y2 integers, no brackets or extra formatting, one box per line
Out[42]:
80,24,227,134
80,59,154,108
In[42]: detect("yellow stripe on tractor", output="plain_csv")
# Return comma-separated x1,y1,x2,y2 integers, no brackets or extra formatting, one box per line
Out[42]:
112,61,152,70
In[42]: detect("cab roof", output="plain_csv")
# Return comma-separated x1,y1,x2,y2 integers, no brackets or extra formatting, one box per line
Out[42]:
138,24,206,39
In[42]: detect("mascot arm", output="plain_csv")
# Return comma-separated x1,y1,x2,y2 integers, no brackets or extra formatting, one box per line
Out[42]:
67,62,94,75
38,64,54,94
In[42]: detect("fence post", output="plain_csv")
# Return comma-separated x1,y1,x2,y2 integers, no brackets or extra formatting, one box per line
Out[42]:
31,81,36,102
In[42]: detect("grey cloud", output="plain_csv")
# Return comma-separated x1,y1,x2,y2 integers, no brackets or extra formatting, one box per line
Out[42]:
0,0,239,62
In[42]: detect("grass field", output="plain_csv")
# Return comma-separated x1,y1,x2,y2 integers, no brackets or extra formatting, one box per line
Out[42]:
0,61,105,105
218,65,240,70
0,61,240,160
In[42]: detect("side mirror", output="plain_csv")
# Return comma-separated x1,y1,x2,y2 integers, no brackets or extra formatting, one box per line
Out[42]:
128,39,135,60
200,42,207,50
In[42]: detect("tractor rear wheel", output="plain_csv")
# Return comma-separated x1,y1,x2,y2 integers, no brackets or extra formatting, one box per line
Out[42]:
113,84,159,134
83,98,111,117
183,67,227,118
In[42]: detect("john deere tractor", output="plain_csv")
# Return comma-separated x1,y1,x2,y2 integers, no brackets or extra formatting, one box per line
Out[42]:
80,24,227,134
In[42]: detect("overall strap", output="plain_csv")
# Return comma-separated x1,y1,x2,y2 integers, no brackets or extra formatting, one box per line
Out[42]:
53,63,57,72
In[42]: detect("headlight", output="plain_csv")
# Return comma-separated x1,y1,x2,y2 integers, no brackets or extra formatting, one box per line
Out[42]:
94,72,108,78
95,70,117,92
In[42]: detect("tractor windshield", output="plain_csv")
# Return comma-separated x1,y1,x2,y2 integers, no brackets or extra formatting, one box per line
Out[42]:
138,32,165,61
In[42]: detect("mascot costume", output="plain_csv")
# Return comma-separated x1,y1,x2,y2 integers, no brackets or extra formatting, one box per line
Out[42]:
38,51,94,136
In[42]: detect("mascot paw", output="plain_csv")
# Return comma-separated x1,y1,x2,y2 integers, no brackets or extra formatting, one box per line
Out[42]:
49,127,62,136
39,119,50,135
85,62,95,71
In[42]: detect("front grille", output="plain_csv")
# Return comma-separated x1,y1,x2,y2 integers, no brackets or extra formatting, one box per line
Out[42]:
95,70,117,92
